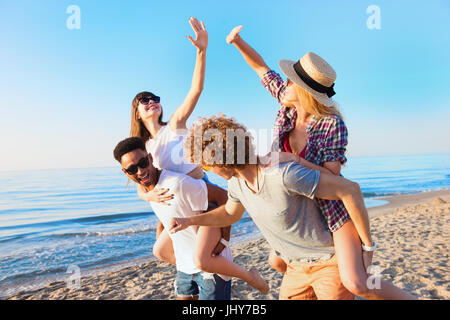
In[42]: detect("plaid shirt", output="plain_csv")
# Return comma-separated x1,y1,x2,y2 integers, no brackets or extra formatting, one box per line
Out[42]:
261,70,350,232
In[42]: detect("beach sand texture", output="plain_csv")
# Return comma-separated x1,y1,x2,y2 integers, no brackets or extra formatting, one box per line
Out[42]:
6,190,450,300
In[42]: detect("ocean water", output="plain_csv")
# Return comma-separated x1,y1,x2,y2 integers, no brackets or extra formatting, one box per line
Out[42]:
0,153,449,297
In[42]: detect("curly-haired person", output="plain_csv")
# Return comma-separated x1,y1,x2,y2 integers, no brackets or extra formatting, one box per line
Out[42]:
170,115,416,300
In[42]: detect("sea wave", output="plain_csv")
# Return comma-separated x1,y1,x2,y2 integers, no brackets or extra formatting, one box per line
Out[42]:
0,211,154,231
0,223,156,243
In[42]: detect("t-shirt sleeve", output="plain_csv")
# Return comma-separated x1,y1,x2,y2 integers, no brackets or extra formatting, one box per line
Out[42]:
180,176,209,211
227,178,242,203
322,116,348,165
282,162,321,199
260,70,287,104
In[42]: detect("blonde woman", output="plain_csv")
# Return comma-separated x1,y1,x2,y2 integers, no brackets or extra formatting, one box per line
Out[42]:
129,18,269,295
226,25,416,300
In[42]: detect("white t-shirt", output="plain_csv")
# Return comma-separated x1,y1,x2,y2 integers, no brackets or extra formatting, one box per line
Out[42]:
151,170,232,279
146,125,198,175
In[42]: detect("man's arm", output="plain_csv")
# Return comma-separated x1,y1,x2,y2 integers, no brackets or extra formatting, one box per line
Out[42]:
270,152,336,175
314,172,373,247
169,199,245,234
226,26,270,78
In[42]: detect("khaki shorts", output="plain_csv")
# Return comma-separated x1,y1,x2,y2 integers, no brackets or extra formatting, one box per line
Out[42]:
279,254,354,300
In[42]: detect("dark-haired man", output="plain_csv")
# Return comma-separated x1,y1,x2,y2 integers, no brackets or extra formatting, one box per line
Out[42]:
113,137,233,300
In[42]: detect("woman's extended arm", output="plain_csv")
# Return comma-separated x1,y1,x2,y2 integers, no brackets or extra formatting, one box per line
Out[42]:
226,25,270,78
169,200,246,233
170,17,208,130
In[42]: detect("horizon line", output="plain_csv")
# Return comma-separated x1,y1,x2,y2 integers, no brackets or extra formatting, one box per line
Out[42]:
0,152,449,174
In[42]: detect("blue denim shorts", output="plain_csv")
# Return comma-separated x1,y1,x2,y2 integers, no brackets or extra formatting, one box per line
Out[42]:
174,271,231,300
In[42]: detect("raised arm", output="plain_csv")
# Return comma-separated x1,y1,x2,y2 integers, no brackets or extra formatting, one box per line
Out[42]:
169,199,245,233
170,17,208,130
226,26,270,78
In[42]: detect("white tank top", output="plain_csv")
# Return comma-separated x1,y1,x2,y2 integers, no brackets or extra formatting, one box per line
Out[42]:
146,125,198,174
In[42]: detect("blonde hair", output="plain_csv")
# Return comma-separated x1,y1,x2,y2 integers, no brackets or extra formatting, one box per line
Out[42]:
295,85,343,120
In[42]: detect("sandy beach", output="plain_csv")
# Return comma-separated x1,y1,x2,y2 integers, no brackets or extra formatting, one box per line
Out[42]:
5,190,450,300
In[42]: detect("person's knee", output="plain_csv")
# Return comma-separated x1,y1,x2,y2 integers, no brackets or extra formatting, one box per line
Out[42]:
153,245,164,261
153,244,173,264
341,274,369,296
194,253,212,272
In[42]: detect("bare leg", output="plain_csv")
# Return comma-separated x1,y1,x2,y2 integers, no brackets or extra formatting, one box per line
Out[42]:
334,221,417,300
194,226,269,295
153,228,176,266
268,249,287,274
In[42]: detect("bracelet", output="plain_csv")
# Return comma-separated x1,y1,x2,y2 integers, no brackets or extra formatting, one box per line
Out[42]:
362,241,377,252
220,238,230,247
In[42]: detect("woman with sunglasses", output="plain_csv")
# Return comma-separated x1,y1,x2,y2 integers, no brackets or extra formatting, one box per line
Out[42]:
129,17,269,295
225,25,416,299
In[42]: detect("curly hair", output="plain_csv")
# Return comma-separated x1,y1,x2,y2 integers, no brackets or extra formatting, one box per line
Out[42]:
185,114,257,170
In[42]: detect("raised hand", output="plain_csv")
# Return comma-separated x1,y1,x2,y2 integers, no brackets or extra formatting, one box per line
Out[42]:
187,17,208,51
226,25,243,44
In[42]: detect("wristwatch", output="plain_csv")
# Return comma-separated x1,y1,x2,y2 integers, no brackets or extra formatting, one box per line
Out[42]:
362,241,377,252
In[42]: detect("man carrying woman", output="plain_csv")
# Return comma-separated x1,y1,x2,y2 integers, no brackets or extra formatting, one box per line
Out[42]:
125,17,269,299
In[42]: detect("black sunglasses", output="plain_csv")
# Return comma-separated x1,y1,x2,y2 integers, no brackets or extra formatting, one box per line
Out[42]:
124,156,150,175
138,95,160,105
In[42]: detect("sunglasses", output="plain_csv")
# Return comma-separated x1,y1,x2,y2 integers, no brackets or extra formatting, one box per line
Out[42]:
138,95,160,105
124,156,150,175
285,78,291,86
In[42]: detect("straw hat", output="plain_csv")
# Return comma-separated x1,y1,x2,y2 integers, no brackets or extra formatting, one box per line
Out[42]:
279,52,337,107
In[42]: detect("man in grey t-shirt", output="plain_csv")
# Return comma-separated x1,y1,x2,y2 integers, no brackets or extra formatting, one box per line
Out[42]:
169,116,376,300
227,161,334,264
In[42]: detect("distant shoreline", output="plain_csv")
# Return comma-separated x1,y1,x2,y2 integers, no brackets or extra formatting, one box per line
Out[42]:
368,189,450,218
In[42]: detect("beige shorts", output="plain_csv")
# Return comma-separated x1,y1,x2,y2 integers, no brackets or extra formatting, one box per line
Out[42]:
279,254,354,300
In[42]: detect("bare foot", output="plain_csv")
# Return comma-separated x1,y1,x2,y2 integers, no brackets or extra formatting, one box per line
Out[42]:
248,267,269,295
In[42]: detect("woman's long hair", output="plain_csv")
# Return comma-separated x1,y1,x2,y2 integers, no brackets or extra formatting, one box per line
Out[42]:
296,85,343,120
130,91,167,142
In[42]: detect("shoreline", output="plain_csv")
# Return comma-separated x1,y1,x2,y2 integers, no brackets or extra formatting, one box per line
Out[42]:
4,189,450,300
369,189,450,218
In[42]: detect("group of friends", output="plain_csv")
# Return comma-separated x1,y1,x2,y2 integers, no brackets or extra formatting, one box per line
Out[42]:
112,17,416,300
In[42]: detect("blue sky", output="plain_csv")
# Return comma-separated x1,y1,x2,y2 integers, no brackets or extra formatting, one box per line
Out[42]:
0,0,449,171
